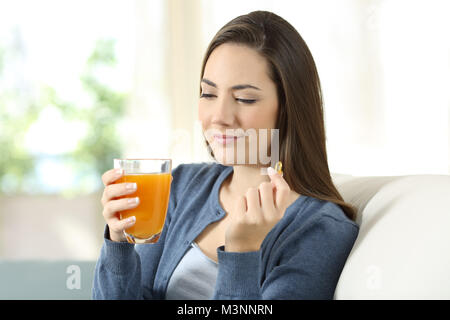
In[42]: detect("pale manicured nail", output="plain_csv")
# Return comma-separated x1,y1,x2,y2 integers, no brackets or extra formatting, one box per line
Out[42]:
127,216,136,223
115,169,123,176
126,183,137,190
267,167,277,176
128,197,139,205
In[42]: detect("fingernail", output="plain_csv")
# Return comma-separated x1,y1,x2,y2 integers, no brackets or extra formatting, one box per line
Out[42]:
116,168,123,176
267,167,276,176
126,183,137,190
128,197,139,204
127,216,136,223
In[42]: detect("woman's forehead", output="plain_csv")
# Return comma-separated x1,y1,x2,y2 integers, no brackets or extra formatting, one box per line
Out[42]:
203,43,272,89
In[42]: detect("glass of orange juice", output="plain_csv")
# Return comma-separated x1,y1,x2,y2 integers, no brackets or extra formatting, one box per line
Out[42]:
113,158,172,244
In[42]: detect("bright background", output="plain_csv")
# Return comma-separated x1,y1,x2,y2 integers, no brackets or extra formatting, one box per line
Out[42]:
0,0,449,263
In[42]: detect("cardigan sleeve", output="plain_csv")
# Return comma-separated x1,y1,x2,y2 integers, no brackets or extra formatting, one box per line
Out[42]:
92,215,173,299
91,226,144,300
213,214,359,300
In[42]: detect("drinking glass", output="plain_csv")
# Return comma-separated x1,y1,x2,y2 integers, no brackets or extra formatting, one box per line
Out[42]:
113,159,172,244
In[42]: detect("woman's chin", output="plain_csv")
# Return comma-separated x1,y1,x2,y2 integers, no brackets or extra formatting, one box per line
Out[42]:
211,144,266,166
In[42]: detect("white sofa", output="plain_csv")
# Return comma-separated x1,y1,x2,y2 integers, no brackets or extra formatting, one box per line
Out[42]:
332,173,450,299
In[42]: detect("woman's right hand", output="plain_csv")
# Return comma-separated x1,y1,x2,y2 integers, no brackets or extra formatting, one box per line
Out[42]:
101,168,139,242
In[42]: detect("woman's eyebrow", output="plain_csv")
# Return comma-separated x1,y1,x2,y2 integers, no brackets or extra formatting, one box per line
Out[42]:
232,84,261,91
201,78,217,88
201,78,261,91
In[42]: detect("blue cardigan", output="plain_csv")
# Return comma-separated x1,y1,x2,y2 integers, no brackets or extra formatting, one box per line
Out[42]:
92,162,359,300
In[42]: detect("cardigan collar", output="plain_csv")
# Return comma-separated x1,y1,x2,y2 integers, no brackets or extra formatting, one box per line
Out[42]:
208,164,233,216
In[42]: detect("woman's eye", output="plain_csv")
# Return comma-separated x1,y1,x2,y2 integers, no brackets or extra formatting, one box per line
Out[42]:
200,93,216,99
236,98,257,104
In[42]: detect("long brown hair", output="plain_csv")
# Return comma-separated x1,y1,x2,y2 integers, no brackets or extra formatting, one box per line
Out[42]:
200,11,356,221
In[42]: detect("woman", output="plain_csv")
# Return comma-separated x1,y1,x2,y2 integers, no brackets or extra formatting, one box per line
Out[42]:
93,10,359,300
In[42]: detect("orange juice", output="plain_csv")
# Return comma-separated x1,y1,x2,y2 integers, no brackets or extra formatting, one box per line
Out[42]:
116,173,171,240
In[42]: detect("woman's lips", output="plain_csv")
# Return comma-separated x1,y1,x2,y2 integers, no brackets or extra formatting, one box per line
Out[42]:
213,134,244,145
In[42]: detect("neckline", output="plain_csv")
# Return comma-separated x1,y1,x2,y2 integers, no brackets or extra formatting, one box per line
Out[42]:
191,241,219,266
209,164,233,215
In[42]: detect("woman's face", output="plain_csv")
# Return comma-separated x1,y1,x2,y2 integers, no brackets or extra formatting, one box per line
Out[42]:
198,43,278,166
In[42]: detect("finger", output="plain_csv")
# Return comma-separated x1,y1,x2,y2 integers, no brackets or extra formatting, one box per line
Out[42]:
102,182,137,205
258,182,276,213
267,166,290,207
235,195,247,216
245,187,261,211
110,215,136,234
102,168,124,186
103,197,140,220
244,187,263,224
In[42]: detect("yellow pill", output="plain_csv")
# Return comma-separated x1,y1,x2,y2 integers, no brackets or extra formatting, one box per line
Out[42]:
274,161,282,174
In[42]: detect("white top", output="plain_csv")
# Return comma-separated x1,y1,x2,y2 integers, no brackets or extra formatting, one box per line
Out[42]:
165,242,218,300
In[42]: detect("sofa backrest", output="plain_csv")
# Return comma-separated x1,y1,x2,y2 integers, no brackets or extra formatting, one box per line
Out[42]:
332,174,450,299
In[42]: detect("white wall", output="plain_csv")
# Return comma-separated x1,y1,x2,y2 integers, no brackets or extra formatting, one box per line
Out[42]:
172,0,450,176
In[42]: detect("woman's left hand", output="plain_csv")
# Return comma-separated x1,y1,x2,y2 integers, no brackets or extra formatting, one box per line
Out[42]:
225,167,299,252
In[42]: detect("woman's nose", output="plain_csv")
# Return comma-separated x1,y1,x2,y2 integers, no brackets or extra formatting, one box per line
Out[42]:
210,96,235,126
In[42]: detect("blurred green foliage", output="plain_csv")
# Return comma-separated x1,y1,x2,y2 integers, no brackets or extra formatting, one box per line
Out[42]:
0,38,127,195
